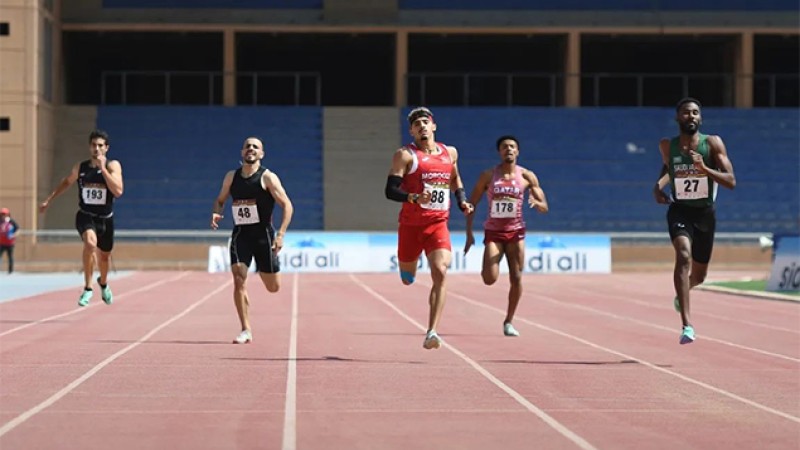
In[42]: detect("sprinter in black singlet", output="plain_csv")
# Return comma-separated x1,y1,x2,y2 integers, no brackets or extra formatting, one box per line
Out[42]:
653,98,737,345
40,129,124,307
211,137,294,344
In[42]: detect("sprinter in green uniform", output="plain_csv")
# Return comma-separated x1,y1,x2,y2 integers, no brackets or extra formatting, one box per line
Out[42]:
653,98,736,344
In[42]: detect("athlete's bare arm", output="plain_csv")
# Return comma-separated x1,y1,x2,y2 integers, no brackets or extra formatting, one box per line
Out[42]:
388,147,413,178
447,146,474,215
467,169,492,209
386,147,431,205
262,170,294,252
97,157,124,198
211,170,235,230
523,169,549,213
653,138,672,204
39,162,80,213
464,168,492,254
696,135,736,190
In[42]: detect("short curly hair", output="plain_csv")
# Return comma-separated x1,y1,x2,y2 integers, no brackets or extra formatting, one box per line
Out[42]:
676,97,701,112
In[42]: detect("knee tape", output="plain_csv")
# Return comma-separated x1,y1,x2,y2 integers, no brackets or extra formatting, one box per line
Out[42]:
400,270,415,284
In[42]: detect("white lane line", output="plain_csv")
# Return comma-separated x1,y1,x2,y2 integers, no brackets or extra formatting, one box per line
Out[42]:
565,284,799,334
281,272,299,450
350,274,598,450
543,290,799,363
0,272,191,339
455,277,799,362
0,279,231,438
447,289,800,425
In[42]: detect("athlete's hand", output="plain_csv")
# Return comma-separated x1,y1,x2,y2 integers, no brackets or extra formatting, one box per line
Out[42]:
39,200,50,213
464,233,475,255
418,190,432,205
272,233,284,253
95,153,107,168
690,150,708,174
460,202,474,215
653,185,671,204
210,213,223,230
528,197,544,210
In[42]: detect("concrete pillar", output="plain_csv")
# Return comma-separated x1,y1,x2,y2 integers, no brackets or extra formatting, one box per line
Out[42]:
223,28,236,106
395,31,408,107
565,31,581,107
735,31,754,108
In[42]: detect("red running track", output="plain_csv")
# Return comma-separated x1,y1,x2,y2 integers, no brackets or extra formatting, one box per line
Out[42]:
0,271,797,450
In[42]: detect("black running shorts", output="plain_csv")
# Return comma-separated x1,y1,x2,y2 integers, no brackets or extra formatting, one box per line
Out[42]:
666,203,716,264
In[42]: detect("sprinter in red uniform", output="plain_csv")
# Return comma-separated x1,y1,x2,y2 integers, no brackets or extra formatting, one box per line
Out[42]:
464,135,548,337
384,107,474,350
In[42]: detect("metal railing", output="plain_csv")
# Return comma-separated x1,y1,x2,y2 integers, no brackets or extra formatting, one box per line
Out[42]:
407,72,799,107
100,70,796,107
21,229,773,245
101,70,322,106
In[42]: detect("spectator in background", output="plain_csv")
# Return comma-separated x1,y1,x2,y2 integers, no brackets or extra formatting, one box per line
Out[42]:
384,107,474,350
0,208,19,274
39,129,124,307
464,135,549,337
653,98,737,345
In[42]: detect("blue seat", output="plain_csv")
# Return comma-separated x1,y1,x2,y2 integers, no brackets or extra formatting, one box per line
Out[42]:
99,106,323,230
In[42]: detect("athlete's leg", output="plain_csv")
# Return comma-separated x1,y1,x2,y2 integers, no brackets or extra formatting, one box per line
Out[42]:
398,260,418,286
397,225,422,286
503,239,525,326
96,218,114,288
258,272,280,293
671,235,693,327
425,248,452,334
97,251,110,283
81,229,99,289
481,241,504,286
688,210,715,291
689,261,709,289
231,262,251,332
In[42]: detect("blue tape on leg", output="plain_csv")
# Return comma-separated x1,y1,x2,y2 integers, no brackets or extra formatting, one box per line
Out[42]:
400,270,415,284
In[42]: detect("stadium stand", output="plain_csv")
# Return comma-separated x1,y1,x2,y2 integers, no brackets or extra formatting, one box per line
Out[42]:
403,107,799,233
98,106,323,230
94,105,797,234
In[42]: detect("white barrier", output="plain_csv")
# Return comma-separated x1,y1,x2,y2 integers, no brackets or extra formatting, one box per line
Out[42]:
208,232,611,274
766,235,800,292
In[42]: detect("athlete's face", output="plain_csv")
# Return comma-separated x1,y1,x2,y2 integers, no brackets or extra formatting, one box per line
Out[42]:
409,117,436,142
498,139,518,163
241,138,264,164
676,102,702,135
89,138,108,159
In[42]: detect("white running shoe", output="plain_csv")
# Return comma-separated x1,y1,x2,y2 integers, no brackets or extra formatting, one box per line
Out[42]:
233,330,252,344
422,331,442,350
503,322,520,337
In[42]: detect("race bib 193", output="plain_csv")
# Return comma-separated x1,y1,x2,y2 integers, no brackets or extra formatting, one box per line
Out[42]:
232,199,260,225
81,186,107,205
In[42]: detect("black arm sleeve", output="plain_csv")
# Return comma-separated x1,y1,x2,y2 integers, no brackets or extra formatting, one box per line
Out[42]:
385,175,409,202
455,187,467,211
